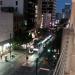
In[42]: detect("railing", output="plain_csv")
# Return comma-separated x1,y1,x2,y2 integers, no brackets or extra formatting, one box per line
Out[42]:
52,48,66,75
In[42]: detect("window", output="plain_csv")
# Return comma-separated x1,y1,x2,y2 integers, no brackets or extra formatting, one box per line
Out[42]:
15,7,18,12
16,1,18,5
0,1,2,5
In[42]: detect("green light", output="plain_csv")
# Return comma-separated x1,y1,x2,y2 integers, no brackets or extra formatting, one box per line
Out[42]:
24,20,27,26
47,49,51,53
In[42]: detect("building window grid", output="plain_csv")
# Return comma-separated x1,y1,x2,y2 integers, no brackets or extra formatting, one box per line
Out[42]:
42,0,54,13
16,1,18,5
0,1,2,5
15,7,18,12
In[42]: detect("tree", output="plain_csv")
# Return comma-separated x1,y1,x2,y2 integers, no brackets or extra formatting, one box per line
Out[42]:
37,28,49,37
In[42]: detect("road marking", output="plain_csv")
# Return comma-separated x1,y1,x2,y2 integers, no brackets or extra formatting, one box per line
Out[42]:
40,68,49,71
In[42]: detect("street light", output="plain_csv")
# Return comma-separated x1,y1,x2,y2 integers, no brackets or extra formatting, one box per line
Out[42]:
36,58,38,75
9,33,12,58
47,49,51,53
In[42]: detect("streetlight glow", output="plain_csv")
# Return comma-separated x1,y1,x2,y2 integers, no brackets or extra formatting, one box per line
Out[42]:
47,49,51,53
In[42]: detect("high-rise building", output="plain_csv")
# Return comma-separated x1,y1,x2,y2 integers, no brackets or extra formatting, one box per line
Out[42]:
37,0,56,28
65,2,71,19
42,0,54,13
56,13,62,20
0,0,24,15
61,8,65,18
24,0,37,30
61,1,71,19
0,11,13,43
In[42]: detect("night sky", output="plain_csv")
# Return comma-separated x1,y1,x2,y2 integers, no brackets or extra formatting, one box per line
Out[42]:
56,0,72,12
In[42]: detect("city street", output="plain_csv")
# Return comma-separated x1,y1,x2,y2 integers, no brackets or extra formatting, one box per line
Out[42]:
0,0,73,75
9,66,50,75
0,52,39,75
0,50,54,75
0,51,26,75
6,53,54,75
7,61,53,75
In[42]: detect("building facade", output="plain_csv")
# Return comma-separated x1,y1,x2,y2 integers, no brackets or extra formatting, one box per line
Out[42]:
0,11,13,43
0,0,24,15
36,0,56,28
70,0,75,74
23,0,37,30
65,3,71,19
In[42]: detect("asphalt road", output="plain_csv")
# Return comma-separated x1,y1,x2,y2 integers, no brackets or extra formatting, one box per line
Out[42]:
10,66,35,75
2,59,52,75
8,66,50,75
4,61,54,75
1,51,55,75
1,53,55,75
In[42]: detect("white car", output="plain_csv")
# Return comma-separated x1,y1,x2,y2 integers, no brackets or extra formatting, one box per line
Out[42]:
29,48,39,54
33,48,39,52
29,48,34,54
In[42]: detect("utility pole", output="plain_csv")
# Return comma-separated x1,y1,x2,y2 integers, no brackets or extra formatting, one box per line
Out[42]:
10,33,12,58
36,58,38,75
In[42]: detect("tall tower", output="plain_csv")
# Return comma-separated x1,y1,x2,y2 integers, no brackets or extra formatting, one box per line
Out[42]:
37,0,56,28
42,0,56,28
24,0,37,30
51,0,56,22
65,1,71,20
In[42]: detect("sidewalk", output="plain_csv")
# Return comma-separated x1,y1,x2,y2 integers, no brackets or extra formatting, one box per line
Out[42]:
0,50,25,75
0,51,23,62
21,53,39,67
0,50,39,75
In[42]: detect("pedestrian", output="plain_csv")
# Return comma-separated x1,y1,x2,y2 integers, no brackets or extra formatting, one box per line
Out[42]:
26,55,28,64
26,56,28,60
5,56,8,62
1,55,2,59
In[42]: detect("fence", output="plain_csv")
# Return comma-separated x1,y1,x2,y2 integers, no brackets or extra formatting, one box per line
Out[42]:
52,48,66,75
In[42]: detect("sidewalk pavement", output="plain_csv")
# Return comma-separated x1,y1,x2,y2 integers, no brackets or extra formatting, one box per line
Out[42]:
0,50,39,75
19,54,38,67
0,51,24,62
0,50,25,75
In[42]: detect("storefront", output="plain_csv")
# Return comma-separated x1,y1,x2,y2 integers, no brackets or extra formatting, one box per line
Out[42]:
0,43,11,55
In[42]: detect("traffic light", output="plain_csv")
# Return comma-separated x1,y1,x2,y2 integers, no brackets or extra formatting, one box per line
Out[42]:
47,49,51,53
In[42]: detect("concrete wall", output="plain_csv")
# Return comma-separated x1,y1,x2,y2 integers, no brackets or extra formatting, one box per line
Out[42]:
60,1,75,75
0,0,24,15
0,11,13,42
70,0,75,72
70,1,75,31
61,28,74,74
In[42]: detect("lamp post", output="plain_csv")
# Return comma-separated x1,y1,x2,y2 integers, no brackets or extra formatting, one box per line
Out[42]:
9,33,12,58
36,58,38,75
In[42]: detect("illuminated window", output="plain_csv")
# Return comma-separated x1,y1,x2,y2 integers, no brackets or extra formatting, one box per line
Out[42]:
24,20,27,26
